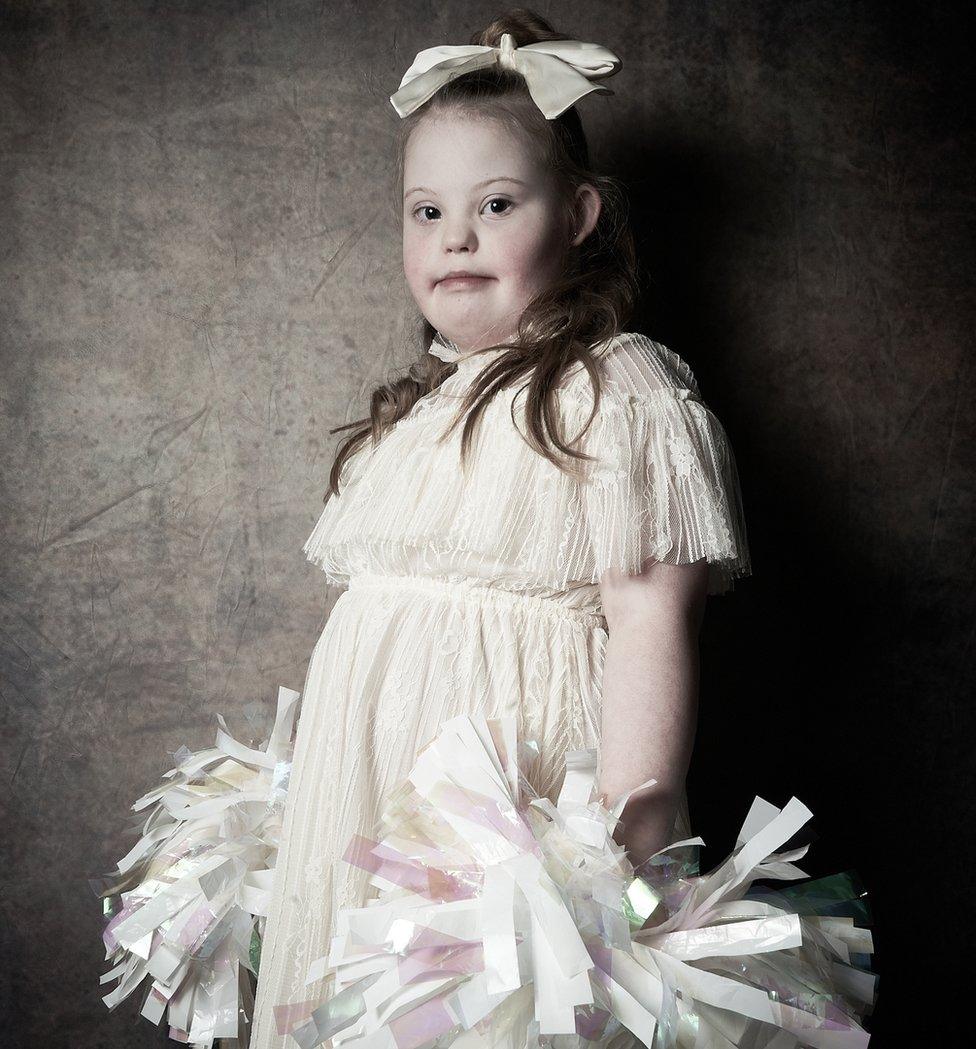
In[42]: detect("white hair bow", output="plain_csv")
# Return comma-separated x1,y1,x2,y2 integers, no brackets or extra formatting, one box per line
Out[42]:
390,32,622,120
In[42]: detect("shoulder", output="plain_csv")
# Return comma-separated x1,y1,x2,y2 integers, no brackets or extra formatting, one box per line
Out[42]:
560,332,703,409
592,331,703,400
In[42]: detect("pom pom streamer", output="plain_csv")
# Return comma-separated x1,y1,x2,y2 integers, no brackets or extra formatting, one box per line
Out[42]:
97,685,299,1047
275,715,876,1049
97,704,875,1049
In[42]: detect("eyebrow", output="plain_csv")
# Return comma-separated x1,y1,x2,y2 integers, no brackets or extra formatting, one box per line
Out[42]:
403,176,528,200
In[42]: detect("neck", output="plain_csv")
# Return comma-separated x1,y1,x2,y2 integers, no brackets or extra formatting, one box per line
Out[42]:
435,321,519,355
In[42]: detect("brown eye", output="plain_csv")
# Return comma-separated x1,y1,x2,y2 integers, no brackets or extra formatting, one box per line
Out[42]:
485,198,513,216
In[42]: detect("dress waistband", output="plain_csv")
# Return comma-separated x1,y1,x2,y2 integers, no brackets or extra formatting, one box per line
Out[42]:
346,572,606,627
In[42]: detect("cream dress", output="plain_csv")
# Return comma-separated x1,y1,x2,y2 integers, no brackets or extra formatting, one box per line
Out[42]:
249,330,751,1048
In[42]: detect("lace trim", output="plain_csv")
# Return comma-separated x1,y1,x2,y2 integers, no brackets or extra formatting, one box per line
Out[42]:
304,333,751,598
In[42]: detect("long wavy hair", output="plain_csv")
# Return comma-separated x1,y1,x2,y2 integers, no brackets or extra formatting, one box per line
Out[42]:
323,7,642,501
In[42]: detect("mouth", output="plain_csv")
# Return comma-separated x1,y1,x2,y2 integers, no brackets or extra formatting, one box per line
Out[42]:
435,272,493,289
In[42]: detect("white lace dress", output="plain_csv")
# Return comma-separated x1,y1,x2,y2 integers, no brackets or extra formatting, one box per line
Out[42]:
249,330,752,1048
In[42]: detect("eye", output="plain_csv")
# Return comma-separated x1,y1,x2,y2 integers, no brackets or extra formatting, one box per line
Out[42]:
483,197,513,216
412,204,441,224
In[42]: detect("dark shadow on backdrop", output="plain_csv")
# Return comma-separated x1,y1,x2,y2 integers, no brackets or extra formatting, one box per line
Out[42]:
611,120,893,1032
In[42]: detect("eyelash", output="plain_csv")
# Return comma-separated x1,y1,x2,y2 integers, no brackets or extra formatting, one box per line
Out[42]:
411,198,514,224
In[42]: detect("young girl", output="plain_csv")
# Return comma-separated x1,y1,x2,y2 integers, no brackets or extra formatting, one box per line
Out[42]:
248,10,750,1048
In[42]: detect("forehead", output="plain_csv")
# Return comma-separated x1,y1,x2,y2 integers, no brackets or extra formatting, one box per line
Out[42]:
403,112,543,189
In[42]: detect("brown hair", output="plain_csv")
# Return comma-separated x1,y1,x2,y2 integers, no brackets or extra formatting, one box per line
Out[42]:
323,8,641,501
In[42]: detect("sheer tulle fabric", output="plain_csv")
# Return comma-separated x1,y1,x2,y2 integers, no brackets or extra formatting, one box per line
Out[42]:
248,333,751,1048
302,332,750,600
579,339,751,594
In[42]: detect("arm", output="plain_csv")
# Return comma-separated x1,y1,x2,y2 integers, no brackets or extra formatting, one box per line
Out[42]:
596,557,710,867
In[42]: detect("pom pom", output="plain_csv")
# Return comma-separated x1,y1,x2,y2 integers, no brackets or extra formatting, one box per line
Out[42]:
96,685,299,1048
275,714,876,1049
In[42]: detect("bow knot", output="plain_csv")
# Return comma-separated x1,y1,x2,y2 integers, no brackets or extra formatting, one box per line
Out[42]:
390,34,622,121
497,32,517,71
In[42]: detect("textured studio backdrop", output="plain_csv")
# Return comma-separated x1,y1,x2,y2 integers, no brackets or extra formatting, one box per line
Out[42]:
1,1,973,1046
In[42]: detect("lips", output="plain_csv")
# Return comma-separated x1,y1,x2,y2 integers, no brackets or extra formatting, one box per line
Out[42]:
436,272,492,287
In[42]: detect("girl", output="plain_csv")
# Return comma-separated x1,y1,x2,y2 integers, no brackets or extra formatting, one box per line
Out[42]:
249,9,750,1048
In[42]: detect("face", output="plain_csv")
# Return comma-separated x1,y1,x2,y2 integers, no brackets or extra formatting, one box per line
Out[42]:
402,111,574,352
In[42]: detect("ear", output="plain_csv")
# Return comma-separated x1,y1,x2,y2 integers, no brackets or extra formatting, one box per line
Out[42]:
570,183,602,247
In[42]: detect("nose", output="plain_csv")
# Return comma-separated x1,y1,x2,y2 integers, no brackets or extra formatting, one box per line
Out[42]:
441,213,477,254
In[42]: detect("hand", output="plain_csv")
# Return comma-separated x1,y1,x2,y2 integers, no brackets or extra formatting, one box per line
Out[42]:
611,789,679,876
598,789,676,931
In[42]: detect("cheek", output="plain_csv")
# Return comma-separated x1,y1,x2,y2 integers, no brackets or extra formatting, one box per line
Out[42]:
501,222,565,286
402,232,426,289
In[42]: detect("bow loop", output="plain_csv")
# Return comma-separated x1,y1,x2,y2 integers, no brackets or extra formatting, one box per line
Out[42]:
428,331,462,363
390,34,622,120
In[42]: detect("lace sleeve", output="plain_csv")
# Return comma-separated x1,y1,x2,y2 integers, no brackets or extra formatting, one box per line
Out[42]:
581,333,752,595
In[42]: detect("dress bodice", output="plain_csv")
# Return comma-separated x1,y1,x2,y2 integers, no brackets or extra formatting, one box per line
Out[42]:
303,331,751,614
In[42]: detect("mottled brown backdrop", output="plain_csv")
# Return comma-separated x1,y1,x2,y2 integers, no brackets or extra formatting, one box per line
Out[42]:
2,1,972,1045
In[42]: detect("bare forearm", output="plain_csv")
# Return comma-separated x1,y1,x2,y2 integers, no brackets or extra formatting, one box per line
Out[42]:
597,612,700,864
